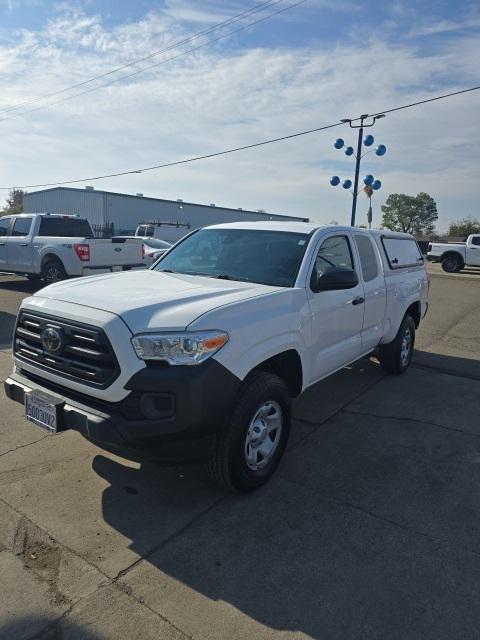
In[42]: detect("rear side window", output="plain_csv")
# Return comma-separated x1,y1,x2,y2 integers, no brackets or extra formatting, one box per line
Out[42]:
11,217,32,236
38,217,92,237
382,237,423,269
0,217,11,236
355,234,379,281
472,237,480,246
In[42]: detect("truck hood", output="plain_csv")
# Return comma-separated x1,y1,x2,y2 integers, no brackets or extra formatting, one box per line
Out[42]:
35,270,281,332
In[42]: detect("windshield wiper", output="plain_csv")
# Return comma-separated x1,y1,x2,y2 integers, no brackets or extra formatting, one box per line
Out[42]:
216,273,231,280
160,268,175,273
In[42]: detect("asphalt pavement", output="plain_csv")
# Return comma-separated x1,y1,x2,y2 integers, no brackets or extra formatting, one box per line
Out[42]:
0,271,479,640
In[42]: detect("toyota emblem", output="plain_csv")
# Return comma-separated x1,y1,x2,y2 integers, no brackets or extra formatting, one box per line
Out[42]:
41,326,64,354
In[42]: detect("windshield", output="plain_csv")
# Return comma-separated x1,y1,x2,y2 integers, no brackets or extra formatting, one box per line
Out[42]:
154,228,309,287
143,238,172,249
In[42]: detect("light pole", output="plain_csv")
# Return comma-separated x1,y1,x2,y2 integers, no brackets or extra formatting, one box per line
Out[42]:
329,113,386,227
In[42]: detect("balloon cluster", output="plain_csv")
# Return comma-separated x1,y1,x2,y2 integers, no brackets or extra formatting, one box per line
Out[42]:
330,135,386,191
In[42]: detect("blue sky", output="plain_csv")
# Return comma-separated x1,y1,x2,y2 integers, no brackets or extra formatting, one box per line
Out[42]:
0,0,479,230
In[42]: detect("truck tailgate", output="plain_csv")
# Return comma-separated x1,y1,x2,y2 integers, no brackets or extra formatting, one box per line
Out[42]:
87,238,143,267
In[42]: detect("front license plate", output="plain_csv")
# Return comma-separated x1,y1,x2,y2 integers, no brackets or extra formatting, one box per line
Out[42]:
25,391,60,434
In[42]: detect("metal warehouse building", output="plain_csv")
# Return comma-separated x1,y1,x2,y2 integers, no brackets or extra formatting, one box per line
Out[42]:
23,187,308,241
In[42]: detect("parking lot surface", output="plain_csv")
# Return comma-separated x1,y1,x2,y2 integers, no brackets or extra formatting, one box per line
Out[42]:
0,272,479,639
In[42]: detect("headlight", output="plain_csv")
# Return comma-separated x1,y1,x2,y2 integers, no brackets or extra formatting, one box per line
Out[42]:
131,331,229,365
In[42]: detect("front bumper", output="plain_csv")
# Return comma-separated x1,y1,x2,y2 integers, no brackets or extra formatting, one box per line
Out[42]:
4,359,241,464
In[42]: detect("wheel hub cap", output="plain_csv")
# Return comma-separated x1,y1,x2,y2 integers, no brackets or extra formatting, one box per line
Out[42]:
400,328,411,365
244,401,283,471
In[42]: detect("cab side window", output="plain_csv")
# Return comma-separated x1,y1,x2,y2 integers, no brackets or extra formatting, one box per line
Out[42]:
313,235,354,280
11,217,32,237
472,237,480,246
0,217,11,237
355,234,379,282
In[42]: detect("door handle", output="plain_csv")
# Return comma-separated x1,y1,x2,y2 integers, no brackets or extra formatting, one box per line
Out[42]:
0,242,5,246
352,296,365,306
19,243,28,246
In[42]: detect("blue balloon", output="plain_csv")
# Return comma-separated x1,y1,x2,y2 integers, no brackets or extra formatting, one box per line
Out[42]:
345,146,354,156
372,180,381,190
364,134,374,147
334,138,344,150
363,174,374,185
375,144,386,156
330,175,340,186
342,179,352,189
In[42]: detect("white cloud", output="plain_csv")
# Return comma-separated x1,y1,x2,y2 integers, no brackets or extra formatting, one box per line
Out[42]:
0,4,479,232
409,17,480,37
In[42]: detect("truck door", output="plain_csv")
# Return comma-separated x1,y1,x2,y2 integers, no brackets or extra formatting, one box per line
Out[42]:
466,236,480,266
353,234,387,352
7,217,34,272
306,233,365,383
0,217,12,270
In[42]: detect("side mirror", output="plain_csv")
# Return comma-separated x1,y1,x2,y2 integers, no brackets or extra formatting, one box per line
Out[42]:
311,267,359,292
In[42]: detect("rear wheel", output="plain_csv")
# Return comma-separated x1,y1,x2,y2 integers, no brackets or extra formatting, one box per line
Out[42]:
207,371,291,493
441,254,463,273
41,260,66,285
378,315,415,375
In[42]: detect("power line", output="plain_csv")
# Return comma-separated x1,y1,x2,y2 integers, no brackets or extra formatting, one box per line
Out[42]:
0,0,286,116
0,0,306,121
1,84,479,190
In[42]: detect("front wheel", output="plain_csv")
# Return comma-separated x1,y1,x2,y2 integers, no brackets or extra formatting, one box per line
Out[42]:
378,315,415,375
207,371,291,493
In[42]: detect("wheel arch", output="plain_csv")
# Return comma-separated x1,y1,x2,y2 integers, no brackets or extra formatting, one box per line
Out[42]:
440,250,465,265
405,301,421,328
41,252,65,270
248,349,303,398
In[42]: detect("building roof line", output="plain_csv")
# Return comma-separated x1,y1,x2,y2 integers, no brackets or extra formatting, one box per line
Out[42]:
24,187,309,222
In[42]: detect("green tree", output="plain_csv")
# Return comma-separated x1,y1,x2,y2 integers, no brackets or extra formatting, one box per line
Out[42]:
1,188,24,216
381,192,438,235
448,217,480,237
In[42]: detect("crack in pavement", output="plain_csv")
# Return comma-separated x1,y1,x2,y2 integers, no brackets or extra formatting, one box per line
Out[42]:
0,435,50,458
282,475,480,560
113,492,229,583
412,361,480,381
342,408,480,440
0,494,198,639
287,373,386,452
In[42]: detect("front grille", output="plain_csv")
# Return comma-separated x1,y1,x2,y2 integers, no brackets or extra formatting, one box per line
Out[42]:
14,312,119,388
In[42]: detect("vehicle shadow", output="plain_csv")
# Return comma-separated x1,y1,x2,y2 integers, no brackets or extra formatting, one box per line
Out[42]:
0,275,42,293
0,616,102,640
92,350,480,639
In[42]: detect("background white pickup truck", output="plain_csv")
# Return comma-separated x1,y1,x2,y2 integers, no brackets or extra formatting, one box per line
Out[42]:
4,222,428,492
427,234,480,272
0,213,144,284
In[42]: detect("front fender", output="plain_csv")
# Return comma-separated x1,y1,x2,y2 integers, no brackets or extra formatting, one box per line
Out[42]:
188,288,310,384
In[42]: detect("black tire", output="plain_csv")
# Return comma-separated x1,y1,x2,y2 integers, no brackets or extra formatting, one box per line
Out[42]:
207,371,291,493
378,314,415,375
41,260,66,285
441,254,463,273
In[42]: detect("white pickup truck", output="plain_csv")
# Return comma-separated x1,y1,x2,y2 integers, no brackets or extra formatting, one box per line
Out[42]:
427,234,480,272
0,213,144,284
4,222,428,492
